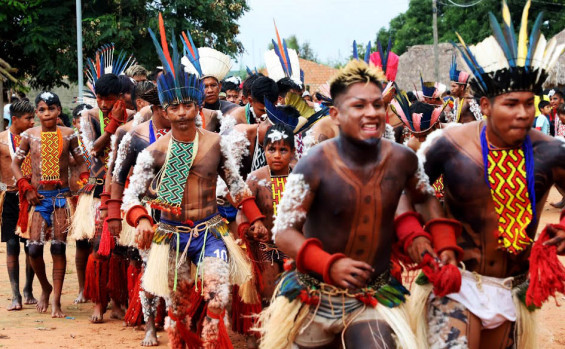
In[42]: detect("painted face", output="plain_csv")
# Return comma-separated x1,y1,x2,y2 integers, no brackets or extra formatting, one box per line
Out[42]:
265,140,293,175
12,112,35,132
202,77,220,105
96,94,119,115
482,92,535,148
550,94,563,109
226,89,239,104
332,82,386,142
164,102,199,131
36,101,61,129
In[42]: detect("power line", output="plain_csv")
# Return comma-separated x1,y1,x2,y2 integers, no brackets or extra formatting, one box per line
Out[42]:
446,0,485,8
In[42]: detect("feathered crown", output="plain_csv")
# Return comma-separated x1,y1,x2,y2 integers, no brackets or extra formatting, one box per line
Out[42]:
264,20,301,85
420,75,446,99
453,0,564,98
352,41,371,65
84,43,136,95
390,90,447,134
450,54,470,85
369,39,399,82
148,13,203,109
264,97,329,134
180,29,233,82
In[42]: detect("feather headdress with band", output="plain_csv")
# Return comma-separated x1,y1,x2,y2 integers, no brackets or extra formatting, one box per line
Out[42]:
420,75,447,100
264,97,329,135
148,13,203,110
264,20,301,85
84,43,136,96
180,29,232,82
450,54,470,85
452,0,564,98
390,90,447,134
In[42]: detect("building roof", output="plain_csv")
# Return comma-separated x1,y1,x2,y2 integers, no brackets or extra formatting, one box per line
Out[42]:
298,58,337,93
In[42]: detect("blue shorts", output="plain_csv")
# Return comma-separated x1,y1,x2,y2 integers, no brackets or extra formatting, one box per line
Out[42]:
35,188,70,227
163,214,228,264
217,204,238,222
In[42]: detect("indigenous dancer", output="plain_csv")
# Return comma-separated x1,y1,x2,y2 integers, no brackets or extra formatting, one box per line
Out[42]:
111,87,171,346
124,24,263,348
258,60,461,349
12,92,87,317
73,47,136,322
234,123,294,347
414,2,565,347
0,100,36,310
445,54,470,123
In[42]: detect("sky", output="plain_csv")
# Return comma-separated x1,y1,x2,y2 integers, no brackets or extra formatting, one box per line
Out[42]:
234,0,410,69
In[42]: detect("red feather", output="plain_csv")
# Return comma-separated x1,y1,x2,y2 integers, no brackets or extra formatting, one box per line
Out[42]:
182,31,196,58
159,13,175,77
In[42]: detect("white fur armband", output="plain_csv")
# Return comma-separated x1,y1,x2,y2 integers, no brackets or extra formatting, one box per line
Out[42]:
122,149,156,211
219,134,251,203
79,116,94,153
112,132,133,182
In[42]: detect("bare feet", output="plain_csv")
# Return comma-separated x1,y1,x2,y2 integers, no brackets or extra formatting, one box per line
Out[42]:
110,302,125,320
23,290,37,305
141,326,158,346
7,296,22,311
90,302,104,323
51,299,66,318
36,284,53,313
74,290,87,304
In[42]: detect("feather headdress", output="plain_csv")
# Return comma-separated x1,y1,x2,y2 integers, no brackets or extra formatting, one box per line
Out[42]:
148,13,202,109
180,29,232,82
420,75,446,99
264,97,329,134
84,43,136,95
390,90,447,134
450,54,470,85
452,0,564,98
264,20,301,85
352,40,371,64
369,39,399,82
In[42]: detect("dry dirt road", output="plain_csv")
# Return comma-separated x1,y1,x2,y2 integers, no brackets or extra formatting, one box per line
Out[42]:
0,190,563,348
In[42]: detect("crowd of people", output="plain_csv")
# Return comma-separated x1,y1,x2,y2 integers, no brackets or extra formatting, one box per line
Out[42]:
2,1,565,348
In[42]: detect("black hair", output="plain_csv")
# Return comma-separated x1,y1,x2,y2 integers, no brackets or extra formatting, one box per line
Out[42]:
148,67,163,82
222,81,239,93
276,77,301,98
119,75,135,95
139,87,160,106
59,112,72,127
10,99,35,118
251,76,279,104
553,89,565,99
34,91,61,107
133,80,155,104
410,101,436,114
406,91,418,103
264,123,295,150
538,100,550,111
242,74,263,98
72,103,93,119
95,73,121,97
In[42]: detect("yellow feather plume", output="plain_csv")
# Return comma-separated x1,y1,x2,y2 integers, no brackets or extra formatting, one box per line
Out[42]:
517,0,531,66
502,0,512,27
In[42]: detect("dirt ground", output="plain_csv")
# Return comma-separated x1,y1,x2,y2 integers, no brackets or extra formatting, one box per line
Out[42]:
0,191,563,348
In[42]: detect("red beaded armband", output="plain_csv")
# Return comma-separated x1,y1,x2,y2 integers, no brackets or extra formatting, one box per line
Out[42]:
239,196,265,224
126,205,153,228
425,218,464,261
295,238,346,285
394,211,432,253
106,199,123,221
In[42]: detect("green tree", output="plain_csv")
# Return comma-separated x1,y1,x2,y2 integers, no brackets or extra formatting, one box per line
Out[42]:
377,0,565,56
1,0,249,89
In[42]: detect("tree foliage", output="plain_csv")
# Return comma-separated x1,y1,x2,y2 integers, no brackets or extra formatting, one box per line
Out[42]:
0,0,249,89
377,0,565,56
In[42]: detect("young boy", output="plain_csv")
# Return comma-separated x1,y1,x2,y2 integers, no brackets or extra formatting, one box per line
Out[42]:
12,92,87,317
0,100,37,310
534,100,551,135
235,123,295,345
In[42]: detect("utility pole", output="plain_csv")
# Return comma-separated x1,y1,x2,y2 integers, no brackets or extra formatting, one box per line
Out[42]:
76,0,83,100
433,0,440,82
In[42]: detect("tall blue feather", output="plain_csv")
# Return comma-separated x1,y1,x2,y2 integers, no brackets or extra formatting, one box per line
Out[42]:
148,27,174,77
352,40,358,60
282,39,292,77
488,13,514,66
264,97,298,128
451,42,487,93
272,39,288,77
364,41,371,64
296,106,330,134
